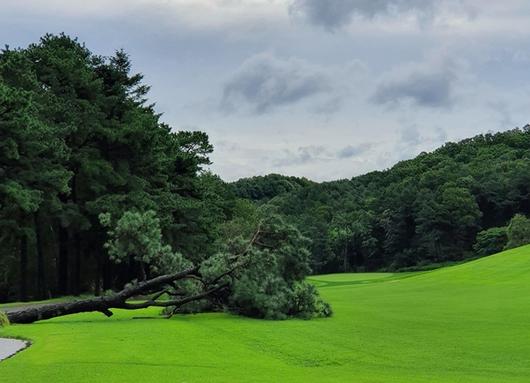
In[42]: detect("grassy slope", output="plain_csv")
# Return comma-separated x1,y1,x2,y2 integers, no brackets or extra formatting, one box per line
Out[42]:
1,246,530,382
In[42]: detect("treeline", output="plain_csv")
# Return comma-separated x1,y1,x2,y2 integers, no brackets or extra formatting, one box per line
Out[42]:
232,128,530,273
0,34,232,302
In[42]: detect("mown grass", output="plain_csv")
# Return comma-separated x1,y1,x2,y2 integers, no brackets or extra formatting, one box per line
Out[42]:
2,245,530,382
0,296,85,310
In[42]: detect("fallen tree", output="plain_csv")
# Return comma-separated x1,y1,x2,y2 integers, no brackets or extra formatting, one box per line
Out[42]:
5,223,260,324
5,266,228,324
5,212,331,324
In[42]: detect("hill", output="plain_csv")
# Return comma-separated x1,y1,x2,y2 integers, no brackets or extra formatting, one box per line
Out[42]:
232,127,530,273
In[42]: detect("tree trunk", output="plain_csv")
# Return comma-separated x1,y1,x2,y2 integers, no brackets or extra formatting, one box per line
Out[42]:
34,212,48,300
72,233,82,296
4,266,223,324
102,257,112,291
342,243,349,273
94,250,102,297
19,233,29,302
58,226,69,295
7,296,117,324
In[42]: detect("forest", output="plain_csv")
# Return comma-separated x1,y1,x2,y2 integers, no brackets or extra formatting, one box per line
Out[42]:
233,129,530,273
1,34,530,314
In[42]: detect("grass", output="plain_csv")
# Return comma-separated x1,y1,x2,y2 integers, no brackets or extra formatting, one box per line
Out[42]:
2,245,530,382
0,296,84,310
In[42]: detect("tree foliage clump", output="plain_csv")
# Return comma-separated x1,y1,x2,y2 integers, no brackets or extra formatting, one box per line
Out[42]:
226,215,330,319
100,211,189,279
473,227,508,256
505,214,530,250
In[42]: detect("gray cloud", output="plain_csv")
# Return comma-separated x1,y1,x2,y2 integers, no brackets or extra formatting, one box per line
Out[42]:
400,125,421,146
337,143,373,159
222,52,333,114
273,146,328,167
392,124,449,163
372,57,459,108
274,142,374,167
289,0,437,30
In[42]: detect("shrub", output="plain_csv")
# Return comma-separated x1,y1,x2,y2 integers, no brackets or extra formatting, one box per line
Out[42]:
289,282,332,319
473,227,508,256
0,311,10,327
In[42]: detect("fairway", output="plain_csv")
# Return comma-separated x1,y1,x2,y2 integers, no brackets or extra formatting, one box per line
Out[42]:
2,246,530,382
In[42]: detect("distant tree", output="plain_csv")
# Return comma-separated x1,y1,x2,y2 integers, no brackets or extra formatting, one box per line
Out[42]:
231,174,314,202
505,214,530,250
473,227,508,256
415,185,481,262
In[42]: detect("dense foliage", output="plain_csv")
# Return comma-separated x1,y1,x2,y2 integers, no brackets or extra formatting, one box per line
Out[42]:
223,214,331,319
233,128,530,273
473,227,507,256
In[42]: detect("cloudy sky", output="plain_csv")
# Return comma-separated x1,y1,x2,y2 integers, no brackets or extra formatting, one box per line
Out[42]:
2,1,530,181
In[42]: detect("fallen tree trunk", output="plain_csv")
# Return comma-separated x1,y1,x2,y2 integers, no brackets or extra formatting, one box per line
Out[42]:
5,266,226,324
5,224,263,325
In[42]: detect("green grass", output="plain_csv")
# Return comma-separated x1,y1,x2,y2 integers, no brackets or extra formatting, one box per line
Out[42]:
2,245,530,382
0,296,84,310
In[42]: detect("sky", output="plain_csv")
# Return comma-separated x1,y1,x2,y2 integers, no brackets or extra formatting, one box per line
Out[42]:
2,0,530,181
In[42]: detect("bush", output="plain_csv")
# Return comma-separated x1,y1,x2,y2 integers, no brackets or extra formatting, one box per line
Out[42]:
0,311,10,327
505,214,530,250
289,282,332,319
473,227,508,256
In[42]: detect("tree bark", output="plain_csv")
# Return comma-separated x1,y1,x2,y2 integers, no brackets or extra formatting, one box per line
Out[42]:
94,250,102,297
19,232,29,302
34,212,48,300
5,266,215,324
58,226,69,295
102,257,112,291
72,233,82,296
343,243,349,273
